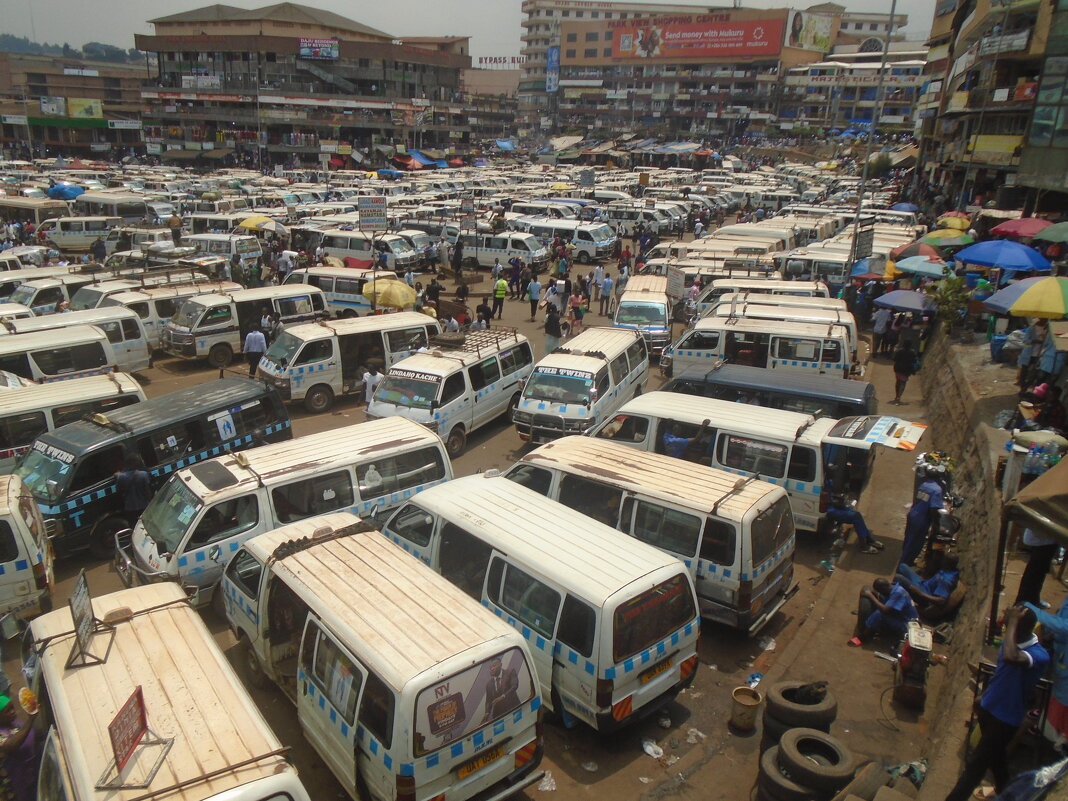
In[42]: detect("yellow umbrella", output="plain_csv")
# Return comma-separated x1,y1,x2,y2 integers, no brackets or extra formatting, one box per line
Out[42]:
323,256,345,268
362,279,416,309
550,183,574,191
937,216,970,231
237,215,276,230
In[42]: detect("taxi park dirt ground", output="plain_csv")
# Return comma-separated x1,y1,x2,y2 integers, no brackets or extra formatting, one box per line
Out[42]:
9,273,1062,801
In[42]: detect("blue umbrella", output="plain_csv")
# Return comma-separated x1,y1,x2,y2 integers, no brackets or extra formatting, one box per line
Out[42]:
838,132,856,139
873,290,935,313
850,258,875,276
47,184,84,200
953,240,1051,272
895,256,949,278
891,202,920,213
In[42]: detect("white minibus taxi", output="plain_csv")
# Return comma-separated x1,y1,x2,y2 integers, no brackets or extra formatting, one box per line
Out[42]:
2,307,153,373
0,372,144,471
116,418,452,606
708,300,861,364
513,327,647,442
514,218,618,263
0,474,53,619
258,312,441,413
454,230,551,272
284,266,405,318
379,474,701,731
100,281,242,350
368,329,535,457
25,583,312,801
693,278,830,316
591,391,926,531
0,325,117,383
222,513,544,801
505,436,795,632
38,216,121,251
317,229,422,272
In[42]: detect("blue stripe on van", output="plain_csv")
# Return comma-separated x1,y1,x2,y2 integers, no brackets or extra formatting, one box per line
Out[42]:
485,603,597,676
603,617,699,680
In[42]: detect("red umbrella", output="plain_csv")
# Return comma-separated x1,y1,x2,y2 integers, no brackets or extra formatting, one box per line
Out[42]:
890,241,943,261
990,218,1053,238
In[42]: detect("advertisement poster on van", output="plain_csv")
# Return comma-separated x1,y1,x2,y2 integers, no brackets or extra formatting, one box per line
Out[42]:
414,648,535,755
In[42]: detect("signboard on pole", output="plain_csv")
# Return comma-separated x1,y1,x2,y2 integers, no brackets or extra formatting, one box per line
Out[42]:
854,217,876,259
460,197,475,215
358,196,388,231
109,687,148,772
578,169,595,187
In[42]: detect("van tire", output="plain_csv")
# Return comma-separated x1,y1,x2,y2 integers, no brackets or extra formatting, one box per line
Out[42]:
340,309,358,319
91,516,130,560
208,343,233,368
304,385,334,414
445,425,466,457
507,393,521,418
241,637,270,689
758,746,818,801
577,251,591,264
766,682,838,729
777,729,855,793
210,582,227,619
462,257,478,269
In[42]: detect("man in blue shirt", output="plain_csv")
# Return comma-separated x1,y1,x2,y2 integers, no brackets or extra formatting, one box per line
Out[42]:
849,577,918,647
661,419,711,460
1025,597,1068,746
945,606,1049,801
900,475,945,567
896,552,961,617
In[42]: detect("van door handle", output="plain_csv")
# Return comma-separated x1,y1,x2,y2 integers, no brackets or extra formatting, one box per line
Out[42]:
327,362,336,366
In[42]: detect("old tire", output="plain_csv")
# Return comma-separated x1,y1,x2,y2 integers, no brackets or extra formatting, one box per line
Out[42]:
577,251,591,264
758,746,818,801
761,711,793,747
765,682,838,729
304,384,334,414
506,392,521,418
445,425,467,457
777,728,855,794
208,343,233,368
91,516,130,560
241,637,270,689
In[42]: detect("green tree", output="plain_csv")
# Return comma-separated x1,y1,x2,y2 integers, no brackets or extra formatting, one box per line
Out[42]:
868,153,893,177
924,272,971,329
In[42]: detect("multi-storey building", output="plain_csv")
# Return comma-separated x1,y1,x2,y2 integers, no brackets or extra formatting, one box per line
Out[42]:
135,2,472,165
0,52,145,157
461,69,522,144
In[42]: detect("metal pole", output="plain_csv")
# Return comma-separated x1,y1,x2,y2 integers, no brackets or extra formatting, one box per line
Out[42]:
847,0,899,267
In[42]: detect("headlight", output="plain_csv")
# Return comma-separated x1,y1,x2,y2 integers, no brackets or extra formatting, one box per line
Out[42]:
565,418,590,431
661,354,673,367
513,410,532,423
422,420,440,433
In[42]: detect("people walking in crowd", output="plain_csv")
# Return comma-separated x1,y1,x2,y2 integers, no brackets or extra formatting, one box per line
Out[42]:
243,326,266,378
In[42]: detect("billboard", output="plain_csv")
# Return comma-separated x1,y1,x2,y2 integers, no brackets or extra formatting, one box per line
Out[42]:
785,11,835,53
612,17,785,59
546,46,560,92
40,97,66,116
68,98,104,119
298,37,339,60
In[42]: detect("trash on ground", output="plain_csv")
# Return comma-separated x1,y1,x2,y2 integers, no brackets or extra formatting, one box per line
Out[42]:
758,636,776,652
658,715,671,729
537,772,556,792
642,739,665,759
686,727,706,744
639,777,651,784
746,672,763,687
665,755,679,766
581,761,598,773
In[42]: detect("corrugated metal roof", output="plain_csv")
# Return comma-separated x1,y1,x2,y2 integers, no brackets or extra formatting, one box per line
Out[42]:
0,372,141,415
283,311,434,342
150,2,392,38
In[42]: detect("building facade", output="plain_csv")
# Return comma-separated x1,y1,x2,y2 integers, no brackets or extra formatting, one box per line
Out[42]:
0,52,145,158
135,2,472,165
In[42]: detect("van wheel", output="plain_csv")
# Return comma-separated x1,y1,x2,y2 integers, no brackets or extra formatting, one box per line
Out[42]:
462,257,478,269
91,516,129,560
507,392,521,418
577,251,591,264
304,385,334,414
210,582,228,619
445,425,467,457
241,636,270,689
340,309,357,319
633,384,643,399
208,343,232,368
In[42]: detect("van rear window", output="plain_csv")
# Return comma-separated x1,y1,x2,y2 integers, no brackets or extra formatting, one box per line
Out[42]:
750,495,794,567
612,574,695,662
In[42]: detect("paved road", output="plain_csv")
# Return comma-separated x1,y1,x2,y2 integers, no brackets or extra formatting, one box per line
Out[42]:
7,280,836,801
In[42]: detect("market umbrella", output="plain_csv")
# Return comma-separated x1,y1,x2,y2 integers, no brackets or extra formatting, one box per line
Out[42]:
890,241,943,261
937,216,971,231
253,219,288,236
991,218,1053,238
873,289,935,313
921,230,975,248
362,279,416,310
238,215,276,230
1033,222,1068,245
850,257,877,277
983,277,1068,318
891,202,920,213
853,271,886,281
895,256,950,278
323,256,345,268
939,211,971,220
953,240,1052,272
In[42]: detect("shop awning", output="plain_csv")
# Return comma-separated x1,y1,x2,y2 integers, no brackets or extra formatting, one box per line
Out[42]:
161,149,200,160
393,154,421,170
374,144,396,156
407,149,435,167
1005,459,1068,543
202,148,233,160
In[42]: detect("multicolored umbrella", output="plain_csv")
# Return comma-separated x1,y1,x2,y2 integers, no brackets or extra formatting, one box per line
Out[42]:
991,218,1053,238
937,216,971,231
953,240,1052,272
890,241,943,261
895,256,950,278
1033,222,1068,245
921,230,975,248
873,289,936,313
983,276,1068,318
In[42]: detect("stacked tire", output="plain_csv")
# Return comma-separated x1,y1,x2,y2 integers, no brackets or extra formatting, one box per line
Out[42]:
761,681,838,752
758,729,856,801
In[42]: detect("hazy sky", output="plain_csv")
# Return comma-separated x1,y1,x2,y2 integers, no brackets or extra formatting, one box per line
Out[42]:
0,0,934,60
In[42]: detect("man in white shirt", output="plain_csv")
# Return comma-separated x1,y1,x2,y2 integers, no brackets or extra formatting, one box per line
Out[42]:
243,327,267,378
591,264,605,303
363,365,383,408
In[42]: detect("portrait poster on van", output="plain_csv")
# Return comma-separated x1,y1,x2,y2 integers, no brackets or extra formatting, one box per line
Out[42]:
414,648,535,755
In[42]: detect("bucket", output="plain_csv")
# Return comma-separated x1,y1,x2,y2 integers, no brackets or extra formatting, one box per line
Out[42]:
965,272,980,289
729,686,764,733
990,334,1008,363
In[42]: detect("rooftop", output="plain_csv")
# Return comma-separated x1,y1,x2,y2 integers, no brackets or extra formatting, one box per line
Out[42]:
149,2,392,39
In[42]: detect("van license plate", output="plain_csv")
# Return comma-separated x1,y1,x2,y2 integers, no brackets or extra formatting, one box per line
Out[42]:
457,745,505,779
640,658,673,684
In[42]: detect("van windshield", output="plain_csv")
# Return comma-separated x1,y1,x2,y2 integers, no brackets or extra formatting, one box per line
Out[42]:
15,443,75,501
174,300,207,328
523,368,594,404
9,285,36,306
70,287,108,311
615,302,665,326
751,495,794,567
141,477,203,553
264,332,302,368
612,574,696,663
376,371,440,410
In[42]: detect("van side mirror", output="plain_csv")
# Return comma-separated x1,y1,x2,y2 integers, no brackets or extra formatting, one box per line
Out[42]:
45,479,59,502
208,545,222,562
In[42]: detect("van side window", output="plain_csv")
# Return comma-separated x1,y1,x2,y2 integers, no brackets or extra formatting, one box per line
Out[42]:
438,522,492,599
122,319,140,340
596,413,648,443
70,445,124,492
821,340,842,363
127,301,150,319
468,356,501,391
0,412,46,451
272,469,354,524
624,497,702,557
609,353,629,385
595,369,610,398
556,594,596,657
386,326,428,353
32,343,109,376
0,354,30,377
494,561,560,639
100,322,123,344
229,399,270,437
140,423,203,466
774,338,820,362
679,331,719,350
499,343,533,376
386,503,435,547
558,475,621,527
153,299,177,319
0,520,19,562
699,519,737,565
204,306,232,325
278,296,312,317
189,496,259,547
440,373,466,405
308,625,362,724
787,446,817,482
295,340,332,366
307,275,333,291
225,548,264,598
334,278,360,295
359,669,396,749
358,447,445,497
504,464,552,496
717,435,787,478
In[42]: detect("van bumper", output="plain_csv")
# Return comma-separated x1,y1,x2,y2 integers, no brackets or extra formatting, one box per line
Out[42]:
746,582,799,635
513,413,592,443
593,676,694,734
114,529,169,589
477,765,544,801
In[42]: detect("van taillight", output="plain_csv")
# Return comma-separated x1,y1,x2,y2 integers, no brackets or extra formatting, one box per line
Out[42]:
596,678,614,709
32,561,48,591
679,655,699,682
819,489,830,513
396,774,416,801
514,739,538,771
738,579,752,611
